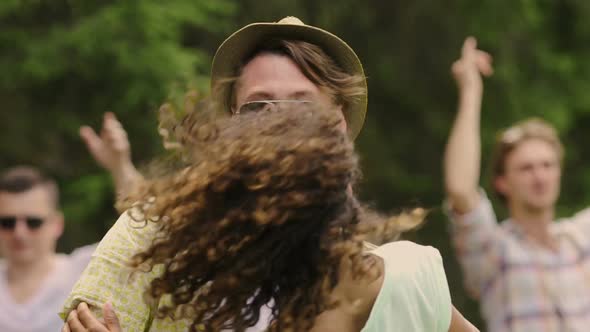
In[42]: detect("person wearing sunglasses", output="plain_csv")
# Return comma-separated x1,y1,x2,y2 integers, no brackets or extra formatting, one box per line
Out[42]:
0,215,44,232
0,112,137,332
0,167,96,332
444,37,590,332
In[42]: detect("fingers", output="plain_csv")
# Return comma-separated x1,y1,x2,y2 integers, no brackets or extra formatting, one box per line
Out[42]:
102,112,122,138
77,302,109,332
461,36,477,59
476,49,493,63
66,309,86,332
476,50,494,76
101,112,130,153
76,302,97,325
104,111,116,122
454,37,494,77
103,302,122,332
451,59,464,76
80,126,103,155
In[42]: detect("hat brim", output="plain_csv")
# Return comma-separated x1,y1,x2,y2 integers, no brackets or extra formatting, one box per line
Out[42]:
211,22,367,139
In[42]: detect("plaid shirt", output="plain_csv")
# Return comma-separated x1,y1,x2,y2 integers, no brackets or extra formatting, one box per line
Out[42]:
449,193,590,332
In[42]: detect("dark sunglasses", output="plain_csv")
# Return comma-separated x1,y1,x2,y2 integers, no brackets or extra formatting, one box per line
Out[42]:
0,216,45,231
233,100,315,115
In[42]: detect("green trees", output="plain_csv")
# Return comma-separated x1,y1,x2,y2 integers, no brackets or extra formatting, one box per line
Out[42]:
0,0,234,246
3,1,590,329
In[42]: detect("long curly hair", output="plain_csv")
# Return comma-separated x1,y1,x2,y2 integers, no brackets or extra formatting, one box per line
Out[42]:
121,98,423,331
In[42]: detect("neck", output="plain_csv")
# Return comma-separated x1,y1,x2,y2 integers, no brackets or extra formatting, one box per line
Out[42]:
509,203,556,249
6,253,56,283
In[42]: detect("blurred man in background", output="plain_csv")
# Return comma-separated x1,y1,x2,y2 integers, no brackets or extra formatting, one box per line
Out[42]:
0,112,136,332
444,37,590,332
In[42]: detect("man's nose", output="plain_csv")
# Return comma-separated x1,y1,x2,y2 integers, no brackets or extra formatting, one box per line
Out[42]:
12,219,29,238
532,165,549,179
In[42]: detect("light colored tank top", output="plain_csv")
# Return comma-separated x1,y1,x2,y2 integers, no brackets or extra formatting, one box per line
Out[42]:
361,241,452,332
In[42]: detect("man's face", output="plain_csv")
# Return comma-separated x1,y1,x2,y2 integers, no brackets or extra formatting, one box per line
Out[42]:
0,186,63,265
234,52,347,133
496,139,561,212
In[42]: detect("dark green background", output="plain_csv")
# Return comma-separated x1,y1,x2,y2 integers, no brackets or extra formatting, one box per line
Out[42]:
3,1,590,329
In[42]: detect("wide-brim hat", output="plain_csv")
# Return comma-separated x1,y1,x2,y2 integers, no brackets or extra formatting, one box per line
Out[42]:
211,16,367,139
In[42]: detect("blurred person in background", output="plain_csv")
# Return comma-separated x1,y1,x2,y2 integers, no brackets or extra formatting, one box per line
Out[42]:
0,112,136,332
444,37,590,332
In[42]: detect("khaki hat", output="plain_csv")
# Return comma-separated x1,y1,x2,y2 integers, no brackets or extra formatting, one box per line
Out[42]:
211,16,367,139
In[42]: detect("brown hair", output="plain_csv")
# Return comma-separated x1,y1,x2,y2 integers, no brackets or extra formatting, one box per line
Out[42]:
121,101,422,331
491,118,564,200
0,166,59,208
215,39,366,113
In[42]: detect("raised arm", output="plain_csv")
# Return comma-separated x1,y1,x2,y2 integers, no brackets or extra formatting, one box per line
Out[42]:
444,37,493,214
80,112,142,199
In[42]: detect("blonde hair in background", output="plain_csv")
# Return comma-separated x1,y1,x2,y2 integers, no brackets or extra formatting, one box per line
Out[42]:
491,117,564,201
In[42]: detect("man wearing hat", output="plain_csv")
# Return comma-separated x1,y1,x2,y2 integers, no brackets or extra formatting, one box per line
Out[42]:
60,17,368,332
210,16,367,139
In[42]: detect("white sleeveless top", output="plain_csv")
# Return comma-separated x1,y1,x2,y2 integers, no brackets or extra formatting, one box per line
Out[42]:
361,241,453,332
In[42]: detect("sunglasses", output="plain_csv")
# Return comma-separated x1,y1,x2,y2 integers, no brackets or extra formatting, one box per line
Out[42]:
233,100,315,115
0,216,45,231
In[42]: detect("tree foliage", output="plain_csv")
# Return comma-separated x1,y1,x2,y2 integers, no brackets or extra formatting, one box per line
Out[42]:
3,1,590,329
0,0,234,246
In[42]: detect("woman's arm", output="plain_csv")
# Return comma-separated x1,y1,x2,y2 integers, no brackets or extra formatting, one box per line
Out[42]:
448,306,479,332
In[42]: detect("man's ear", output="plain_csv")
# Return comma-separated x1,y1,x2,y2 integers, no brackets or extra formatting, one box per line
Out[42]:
494,175,509,198
51,211,65,240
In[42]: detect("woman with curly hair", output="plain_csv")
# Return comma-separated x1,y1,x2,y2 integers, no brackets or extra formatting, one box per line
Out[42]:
63,102,477,332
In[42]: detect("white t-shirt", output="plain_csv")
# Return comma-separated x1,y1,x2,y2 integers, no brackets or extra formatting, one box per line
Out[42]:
361,241,453,332
0,244,96,332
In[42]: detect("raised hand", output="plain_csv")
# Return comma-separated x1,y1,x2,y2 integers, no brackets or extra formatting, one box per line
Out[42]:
80,112,132,173
80,112,141,198
451,37,494,94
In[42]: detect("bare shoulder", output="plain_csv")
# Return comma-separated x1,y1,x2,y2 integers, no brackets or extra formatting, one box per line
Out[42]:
311,255,385,332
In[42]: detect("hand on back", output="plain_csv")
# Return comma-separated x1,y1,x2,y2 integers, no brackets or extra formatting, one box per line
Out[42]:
62,302,121,332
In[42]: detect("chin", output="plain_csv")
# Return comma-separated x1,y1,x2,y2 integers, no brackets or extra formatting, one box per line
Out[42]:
9,251,37,264
527,196,557,211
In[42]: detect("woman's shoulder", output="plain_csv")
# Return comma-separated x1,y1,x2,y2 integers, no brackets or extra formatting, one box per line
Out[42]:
361,241,452,332
373,241,442,267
